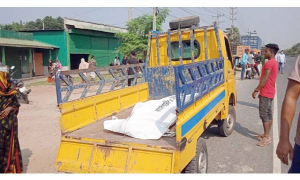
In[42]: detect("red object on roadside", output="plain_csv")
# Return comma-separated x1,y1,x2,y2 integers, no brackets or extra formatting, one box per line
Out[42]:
47,77,52,83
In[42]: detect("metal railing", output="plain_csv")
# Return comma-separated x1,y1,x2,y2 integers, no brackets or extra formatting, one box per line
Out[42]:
55,64,145,104
146,23,225,112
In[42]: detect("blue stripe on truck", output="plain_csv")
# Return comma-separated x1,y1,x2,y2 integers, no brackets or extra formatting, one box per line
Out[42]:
181,90,226,137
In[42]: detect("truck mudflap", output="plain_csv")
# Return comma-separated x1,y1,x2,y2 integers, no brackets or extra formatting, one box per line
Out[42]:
56,137,176,173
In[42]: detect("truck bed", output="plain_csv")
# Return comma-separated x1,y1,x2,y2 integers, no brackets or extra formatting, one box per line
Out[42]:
66,107,177,150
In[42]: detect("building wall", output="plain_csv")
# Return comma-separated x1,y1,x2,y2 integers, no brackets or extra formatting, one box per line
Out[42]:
32,31,68,66
5,47,25,79
68,29,121,67
241,36,262,50
32,29,122,69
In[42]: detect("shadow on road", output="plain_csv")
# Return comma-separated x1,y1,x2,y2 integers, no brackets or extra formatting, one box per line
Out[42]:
201,122,262,142
234,122,261,141
22,148,33,173
237,101,259,109
201,124,221,139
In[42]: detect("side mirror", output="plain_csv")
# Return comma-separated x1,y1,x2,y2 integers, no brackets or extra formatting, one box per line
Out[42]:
10,66,15,70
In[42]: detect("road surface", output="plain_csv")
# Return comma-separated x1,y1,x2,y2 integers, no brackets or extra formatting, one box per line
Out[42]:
206,56,298,173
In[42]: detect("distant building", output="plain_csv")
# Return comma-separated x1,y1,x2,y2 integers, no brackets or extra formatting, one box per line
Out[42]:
241,35,262,50
22,18,127,71
0,29,58,79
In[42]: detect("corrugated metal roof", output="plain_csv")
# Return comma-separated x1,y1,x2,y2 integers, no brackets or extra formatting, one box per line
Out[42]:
0,38,58,49
64,18,128,34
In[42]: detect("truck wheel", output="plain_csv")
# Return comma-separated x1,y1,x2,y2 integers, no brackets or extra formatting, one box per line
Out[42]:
218,105,236,137
184,138,208,173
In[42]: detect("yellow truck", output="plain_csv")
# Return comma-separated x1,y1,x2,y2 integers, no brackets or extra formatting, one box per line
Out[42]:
54,16,237,173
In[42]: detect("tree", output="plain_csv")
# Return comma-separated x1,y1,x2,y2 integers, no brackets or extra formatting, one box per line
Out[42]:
225,26,241,55
226,26,241,47
116,8,169,59
285,43,300,56
0,16,64,31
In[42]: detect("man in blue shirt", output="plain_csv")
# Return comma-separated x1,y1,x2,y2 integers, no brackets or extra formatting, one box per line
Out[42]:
241,49,249,80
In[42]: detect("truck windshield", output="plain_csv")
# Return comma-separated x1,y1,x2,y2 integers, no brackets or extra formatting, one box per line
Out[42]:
170,40,200,61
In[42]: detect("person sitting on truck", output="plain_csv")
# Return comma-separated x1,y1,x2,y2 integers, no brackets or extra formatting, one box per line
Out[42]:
0,71,23,173
127,51,139,86
252,43,279,147
241,49,249,80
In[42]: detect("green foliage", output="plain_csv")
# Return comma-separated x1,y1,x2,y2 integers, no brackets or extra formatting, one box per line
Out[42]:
0,16,64,31
285,43,300,56
116,8,169,59
226,26,241,47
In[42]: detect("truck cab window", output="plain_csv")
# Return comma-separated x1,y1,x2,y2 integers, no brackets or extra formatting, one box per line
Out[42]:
170,40,200,61
224,37,234,68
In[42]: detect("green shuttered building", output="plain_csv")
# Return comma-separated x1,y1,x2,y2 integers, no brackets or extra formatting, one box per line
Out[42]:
30,18,127,70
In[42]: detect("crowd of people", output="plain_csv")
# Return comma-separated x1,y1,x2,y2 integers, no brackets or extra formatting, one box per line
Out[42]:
240,48,287,80
47,51,142,86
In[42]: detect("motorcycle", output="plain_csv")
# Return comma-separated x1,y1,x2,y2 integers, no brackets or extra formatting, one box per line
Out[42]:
9,66,31,104
245,64,256,79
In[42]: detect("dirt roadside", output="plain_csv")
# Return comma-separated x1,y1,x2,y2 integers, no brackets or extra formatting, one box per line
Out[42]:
18,84,60,173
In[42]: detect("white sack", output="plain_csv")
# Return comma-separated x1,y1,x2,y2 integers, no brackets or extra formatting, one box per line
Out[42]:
104,96,177,140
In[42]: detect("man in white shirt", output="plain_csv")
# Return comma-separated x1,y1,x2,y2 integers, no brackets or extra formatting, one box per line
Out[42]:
278,50,286,74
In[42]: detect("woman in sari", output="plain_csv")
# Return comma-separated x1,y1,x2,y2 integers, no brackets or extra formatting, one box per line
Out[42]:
0,72,23,173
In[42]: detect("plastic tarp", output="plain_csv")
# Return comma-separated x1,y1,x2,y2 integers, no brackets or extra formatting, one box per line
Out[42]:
104,96,177,140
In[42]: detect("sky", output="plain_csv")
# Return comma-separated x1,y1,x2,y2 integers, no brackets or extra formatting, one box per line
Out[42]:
0,7,299,49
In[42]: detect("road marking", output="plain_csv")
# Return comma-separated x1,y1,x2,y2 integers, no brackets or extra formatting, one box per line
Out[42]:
273,85,281,173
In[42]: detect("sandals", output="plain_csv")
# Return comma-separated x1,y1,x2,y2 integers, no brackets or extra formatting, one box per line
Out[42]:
255,134,264,139
256,138,271,147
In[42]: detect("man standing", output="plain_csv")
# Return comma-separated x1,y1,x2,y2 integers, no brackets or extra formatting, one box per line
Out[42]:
248,51,255,65
278,50,286,74
276,55,300,173
122,56,128,65
89,56,97,81
252,44,279,147
127,51,139,86
241,49,249,80
255,52,262,75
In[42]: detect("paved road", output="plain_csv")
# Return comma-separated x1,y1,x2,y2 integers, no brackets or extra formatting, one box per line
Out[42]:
205,56,298,173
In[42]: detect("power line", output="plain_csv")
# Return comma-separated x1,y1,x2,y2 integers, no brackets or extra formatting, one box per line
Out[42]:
236,8,250,31
179,8,211,24
212,8,225,26
71,8,102,18
133,7,151,15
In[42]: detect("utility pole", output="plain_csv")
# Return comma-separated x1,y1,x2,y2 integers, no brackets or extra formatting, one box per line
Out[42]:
42,20,45,30
230,7,237,27
212,8,224,26
153,7,157,31
128,7,132,22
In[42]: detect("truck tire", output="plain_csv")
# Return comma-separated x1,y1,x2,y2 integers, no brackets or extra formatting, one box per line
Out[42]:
169,16,200,30
184,138,208,173
218,105,236,137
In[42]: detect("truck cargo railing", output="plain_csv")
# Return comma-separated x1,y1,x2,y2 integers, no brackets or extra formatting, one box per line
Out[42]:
55,64,145,104
146,23,224,112
174,57,224,112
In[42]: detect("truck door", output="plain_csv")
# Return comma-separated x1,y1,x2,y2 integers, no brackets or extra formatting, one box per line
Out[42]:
224,37,235,96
